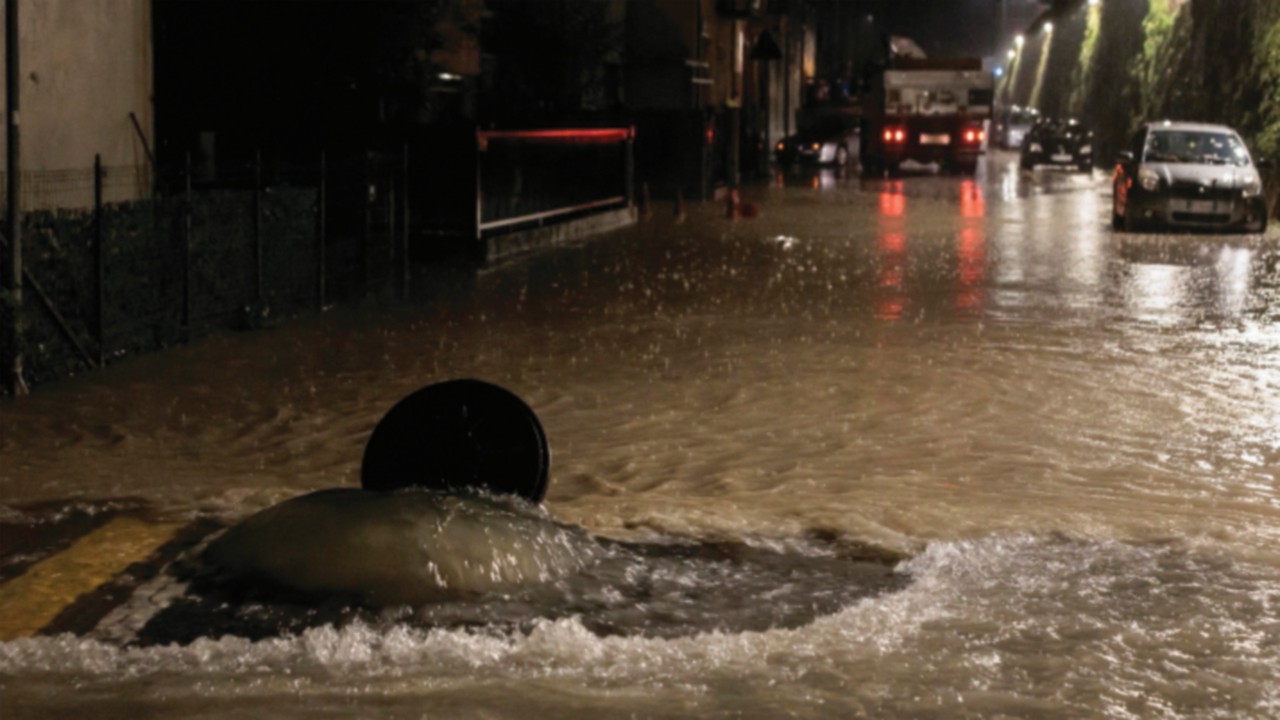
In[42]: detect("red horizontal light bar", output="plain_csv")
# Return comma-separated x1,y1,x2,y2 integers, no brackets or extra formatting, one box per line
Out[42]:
478,127,634,143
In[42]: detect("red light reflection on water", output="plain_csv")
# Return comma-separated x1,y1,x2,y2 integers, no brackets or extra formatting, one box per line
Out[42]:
955,180,986,312
879,181,906,217
959,180,985,218
955,227,985,310
875,231,907,320
873,180,986,321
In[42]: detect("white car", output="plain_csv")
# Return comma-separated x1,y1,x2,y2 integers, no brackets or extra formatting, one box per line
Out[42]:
1112,121,1269,234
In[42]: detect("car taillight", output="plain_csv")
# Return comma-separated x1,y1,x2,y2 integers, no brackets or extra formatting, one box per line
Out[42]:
963,129,984,144
883,127,906,143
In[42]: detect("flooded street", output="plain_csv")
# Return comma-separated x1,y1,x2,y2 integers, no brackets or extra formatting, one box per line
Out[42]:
5,152,1280,718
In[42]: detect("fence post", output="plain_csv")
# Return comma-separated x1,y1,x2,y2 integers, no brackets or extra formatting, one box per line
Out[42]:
401,143,410,299
5,0,25,396
317,150,326,309
183,151,192,342
625,126,635,211
363,150,371,293
474,130,483,251
387,156,396,282
94,154,104,367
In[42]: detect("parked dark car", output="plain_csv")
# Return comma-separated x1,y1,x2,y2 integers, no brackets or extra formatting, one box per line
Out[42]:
1112,121,1269,234
775,117,859,168
1019,117,1093,172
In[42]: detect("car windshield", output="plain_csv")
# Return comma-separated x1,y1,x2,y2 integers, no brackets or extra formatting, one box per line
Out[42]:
1007,109,1038,126
1033,120,1082,137
1144,130,1250,166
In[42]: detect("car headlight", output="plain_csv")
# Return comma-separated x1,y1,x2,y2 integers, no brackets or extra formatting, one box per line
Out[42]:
1139,168,1160,191
1243,176,1263,198
1079,144,1092,155
1028,142,1042,153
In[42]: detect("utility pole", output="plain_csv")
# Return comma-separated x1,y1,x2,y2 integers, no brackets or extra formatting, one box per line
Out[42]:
4,0,25,396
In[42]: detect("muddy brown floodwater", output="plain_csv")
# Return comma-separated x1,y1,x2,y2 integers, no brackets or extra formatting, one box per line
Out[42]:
5,153,1280,718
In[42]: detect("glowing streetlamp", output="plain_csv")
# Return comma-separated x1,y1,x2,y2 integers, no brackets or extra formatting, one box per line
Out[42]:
1007,49,1016,60
1014,34,1025,49
1044,21,1054,34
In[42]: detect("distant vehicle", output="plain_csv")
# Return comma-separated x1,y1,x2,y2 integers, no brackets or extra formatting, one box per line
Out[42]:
859,57,993,176
1019,117,1093,172
993,106,1039,149
1112,120,1269,234
775,113,860,168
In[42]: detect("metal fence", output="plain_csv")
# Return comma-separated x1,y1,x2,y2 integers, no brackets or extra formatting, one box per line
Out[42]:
1,151,411,389
473,127,634,238
0,165,150,211
3,129,639,392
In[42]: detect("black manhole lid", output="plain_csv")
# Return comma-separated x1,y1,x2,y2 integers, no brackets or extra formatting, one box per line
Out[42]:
360,379,550,503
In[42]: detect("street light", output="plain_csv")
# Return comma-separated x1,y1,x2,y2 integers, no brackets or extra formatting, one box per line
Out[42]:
1007,49,1016,60
1044,21,1054,34
1014,34,1025,49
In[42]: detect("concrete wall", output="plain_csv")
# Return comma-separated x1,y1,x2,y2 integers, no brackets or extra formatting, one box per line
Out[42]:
0,0,153,208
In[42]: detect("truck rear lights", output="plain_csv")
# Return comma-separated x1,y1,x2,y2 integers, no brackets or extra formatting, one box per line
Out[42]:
882,127,906,144
963,129,985,144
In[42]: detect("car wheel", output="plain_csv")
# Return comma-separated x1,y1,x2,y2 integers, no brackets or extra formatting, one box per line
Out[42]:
1245,214,1268,234
835,145,849,167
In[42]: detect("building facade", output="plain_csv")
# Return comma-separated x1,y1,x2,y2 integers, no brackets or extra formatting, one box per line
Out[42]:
1,0,153,209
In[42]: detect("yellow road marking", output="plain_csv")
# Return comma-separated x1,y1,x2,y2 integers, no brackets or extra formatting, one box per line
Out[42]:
0,516,181,641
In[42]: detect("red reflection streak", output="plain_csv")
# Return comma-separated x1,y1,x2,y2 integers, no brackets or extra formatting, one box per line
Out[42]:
955,227,985,310
875,298,905,321
880,232,905,255
879,181,905,217
876,231,907,320
959,180,985,218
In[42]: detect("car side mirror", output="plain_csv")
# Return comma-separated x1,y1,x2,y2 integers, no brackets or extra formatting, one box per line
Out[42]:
1117,150,1134,164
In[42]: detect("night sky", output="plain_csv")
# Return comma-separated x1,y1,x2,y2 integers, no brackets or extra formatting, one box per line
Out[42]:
869,0,1045,59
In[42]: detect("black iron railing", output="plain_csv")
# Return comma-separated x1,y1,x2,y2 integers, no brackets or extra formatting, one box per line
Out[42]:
473,127,634,239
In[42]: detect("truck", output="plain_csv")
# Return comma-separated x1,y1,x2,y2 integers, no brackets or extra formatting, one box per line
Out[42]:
859,57,994,176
